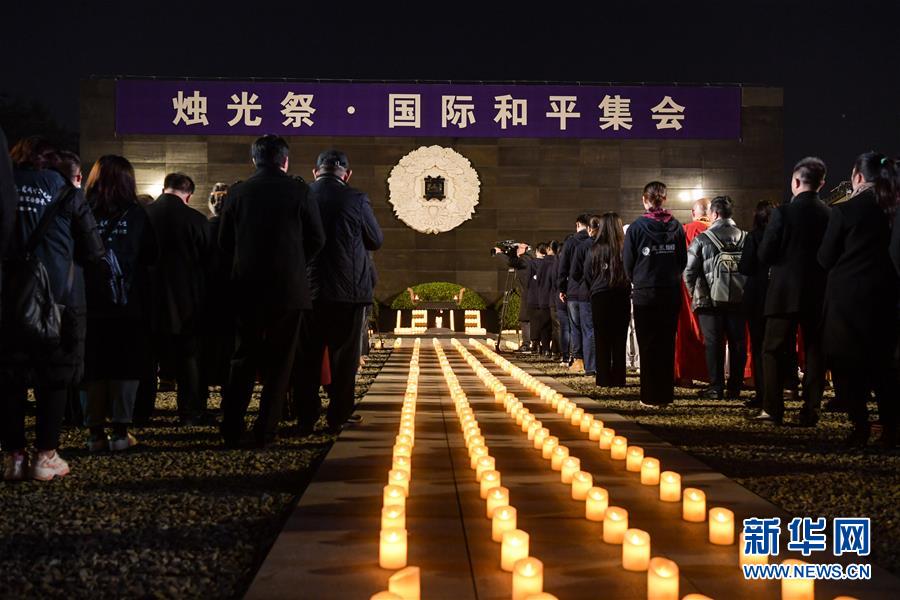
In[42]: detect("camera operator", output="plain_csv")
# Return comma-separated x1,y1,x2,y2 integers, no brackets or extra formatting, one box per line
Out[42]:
494,242,532,351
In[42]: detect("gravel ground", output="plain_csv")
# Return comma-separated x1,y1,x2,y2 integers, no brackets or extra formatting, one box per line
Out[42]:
518,354,900,577
0,348,391,599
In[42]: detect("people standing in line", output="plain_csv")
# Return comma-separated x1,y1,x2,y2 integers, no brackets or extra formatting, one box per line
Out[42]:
738,201,776,408
752,157,830,426
554,236,572,365
293,150,382,435
1,137,106,480
819,153,899,448
623,182,687,407
568,218,598,376
0,127,17,264
558,214,593,374
582,213,631,387
83,155,158,452
545,241,562,359
145,173,211,426
675,198,711,386
684,196,748,400
218,135,325,447
526,243,551,354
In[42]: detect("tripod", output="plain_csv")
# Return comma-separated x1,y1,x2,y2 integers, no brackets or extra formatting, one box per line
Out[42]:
497,268,518,354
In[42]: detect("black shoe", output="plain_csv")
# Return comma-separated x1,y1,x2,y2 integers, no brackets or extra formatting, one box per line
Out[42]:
749,411,782,425
697,387,723,400
823,399,847,413
346,414,363,424
725,388,742,400
744,398,762,409
793,413,819,428
844,423,871,448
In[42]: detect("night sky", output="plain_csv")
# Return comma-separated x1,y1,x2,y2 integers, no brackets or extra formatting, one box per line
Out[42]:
2,1,898,186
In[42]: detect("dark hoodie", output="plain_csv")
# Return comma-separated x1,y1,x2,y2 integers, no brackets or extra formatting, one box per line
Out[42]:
623,210,687,305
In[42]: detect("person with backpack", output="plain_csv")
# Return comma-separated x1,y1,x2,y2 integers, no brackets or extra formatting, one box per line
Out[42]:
684,196,748,400
1,136,106,480
83,155,158,452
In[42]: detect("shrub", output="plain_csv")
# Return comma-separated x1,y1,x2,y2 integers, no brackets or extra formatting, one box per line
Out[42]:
390,282,487,310
494,289,521,329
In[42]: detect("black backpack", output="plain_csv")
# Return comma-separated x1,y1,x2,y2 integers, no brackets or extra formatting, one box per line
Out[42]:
0,186,74,350
96,209,131,307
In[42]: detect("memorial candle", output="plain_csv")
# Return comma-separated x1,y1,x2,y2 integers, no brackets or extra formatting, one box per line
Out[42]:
585,487,609,521
622,528,651,571
781,559,813,600
394,443,412,458
370,592,402,600
384,485,406,508
659,471,681,502
379,527,407,569
556,401,569,416
480,470,501,499
523,594,557,600
739,532,768,565
500,529,529,571
647,557,679,600
475,456,496,482
541,436,559,459
580,414,594,433
521,414,536,433
470,445,488,469
681,595,712,600
392,456,411,473
388,566,420,600
492,506,517,542
388,469,410,496
512,557,544,600
603,507,628,543
550,446,570,470
599,428,616,450
610,436,628,460
571,471,593,500
381,505,405,530
708,507,734,545
560,457,581,484
589,421,604,441
563,403,576,419
626,446,644,472
494,388,506,403
570,407,584,426
486,486,509,518
682,488,706,522
640,457,660,485
533,428,550,449
526,421,542,440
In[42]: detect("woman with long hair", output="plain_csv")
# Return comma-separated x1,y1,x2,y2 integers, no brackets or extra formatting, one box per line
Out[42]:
819,152,899,448
83,155,158,452
584,213,630,386
623,182,687,407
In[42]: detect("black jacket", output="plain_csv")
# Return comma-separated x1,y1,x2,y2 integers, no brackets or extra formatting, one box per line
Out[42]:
738,228,769,319
306,174,383,304
818,188,898,362
558,230,589,301
218,167,326,316
623,214,687,305
758,191,830,317
684,218,745,310
544,255,563,310
581,239,630,296
568,235,595,302
145,194,210,333
0,127,16,260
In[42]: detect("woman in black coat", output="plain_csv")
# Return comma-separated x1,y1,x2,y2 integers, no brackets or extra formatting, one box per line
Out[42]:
818,152,899,448
83,155,158,452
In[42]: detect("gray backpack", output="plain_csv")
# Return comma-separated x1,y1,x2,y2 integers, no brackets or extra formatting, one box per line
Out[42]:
703,229,747,306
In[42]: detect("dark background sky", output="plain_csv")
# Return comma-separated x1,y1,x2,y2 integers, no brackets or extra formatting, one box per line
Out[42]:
2,1,898,187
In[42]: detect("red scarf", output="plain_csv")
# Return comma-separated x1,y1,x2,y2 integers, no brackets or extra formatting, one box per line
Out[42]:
644,207,674,223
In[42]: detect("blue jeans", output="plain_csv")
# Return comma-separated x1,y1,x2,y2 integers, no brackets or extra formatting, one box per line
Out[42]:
571,300,596,373
567,302,582,359
557,307,571,359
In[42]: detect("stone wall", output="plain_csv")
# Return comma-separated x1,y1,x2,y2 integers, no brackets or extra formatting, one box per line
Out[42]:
81,80,783,304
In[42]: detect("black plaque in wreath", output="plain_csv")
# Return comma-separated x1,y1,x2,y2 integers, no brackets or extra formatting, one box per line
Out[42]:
423,175,446,200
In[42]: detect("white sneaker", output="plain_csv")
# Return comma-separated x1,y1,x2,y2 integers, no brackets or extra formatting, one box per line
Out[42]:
109,433,138,452
3,451,28,481
31,450,70,481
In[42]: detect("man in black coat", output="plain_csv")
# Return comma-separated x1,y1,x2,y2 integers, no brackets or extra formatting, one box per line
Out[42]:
293,150,382,435
218,136,326,447
145,173,210,425
0,127,17,264
753,157,831,426
558,214,591,372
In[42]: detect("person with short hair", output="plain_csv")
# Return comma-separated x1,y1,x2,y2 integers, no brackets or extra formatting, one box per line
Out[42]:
527,242,551,355
219,135,325,447
623,182,687,407
145,172,211,425
752,157,830,426
684,196,748,400
675,198,711,385
558,213,593,373
293,150,382,435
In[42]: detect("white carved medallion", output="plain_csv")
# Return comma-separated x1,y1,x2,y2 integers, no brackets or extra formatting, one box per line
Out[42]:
387,145,480,234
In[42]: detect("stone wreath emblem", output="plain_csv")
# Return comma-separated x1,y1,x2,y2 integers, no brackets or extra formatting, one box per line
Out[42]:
387,146,481,234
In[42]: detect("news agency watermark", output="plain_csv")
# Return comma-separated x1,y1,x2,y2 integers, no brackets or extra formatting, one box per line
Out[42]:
741,516,872,580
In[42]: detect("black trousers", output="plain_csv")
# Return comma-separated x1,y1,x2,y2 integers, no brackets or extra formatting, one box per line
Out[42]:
698,310,747,394
633,295,680,406
529,306,552,354
832,366,898,430
222,309,302,443
747,311,766,401
1,386,68,451
591,289,630,386
157,329,203,419
549,307,561,355
762,314,825,421
294,302,365,431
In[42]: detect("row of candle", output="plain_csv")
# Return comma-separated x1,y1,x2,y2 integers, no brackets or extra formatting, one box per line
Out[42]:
435,340,552,600
376,339,422,600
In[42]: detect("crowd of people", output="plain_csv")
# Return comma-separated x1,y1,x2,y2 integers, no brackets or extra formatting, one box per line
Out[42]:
0,130,382,480
504,154,900,450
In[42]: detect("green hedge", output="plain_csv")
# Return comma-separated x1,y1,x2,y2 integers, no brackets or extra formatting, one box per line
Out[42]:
390,282,487,310
494,289,521,329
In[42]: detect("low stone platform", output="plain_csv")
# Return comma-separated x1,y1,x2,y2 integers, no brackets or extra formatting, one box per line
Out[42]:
248,341,900,599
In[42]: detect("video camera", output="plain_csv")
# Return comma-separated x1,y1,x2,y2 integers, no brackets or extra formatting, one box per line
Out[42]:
490,240,530,259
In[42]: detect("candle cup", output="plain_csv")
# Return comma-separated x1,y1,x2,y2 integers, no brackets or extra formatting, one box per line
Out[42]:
541,437,559,459
560,457,581,484
480,470,501,499
659,471,681,502
599,428,616,450
585,487,609,521
625,446,644,472
739,532,768,565
533,429,550,449
622,528,651,571
379,527,407,569
563,403,576,420
708,507,735,545
388,469,410,496
588,421,604,441
492,505,517,542
640,457,660,485
579,414,594,433
469,445,488,469
570,407,584,426
388,566,420,600
500,529,529,571
381,505,406,530
610,436,628,460
475,456,496,482
512,557,544,600
370,592,403,600
556,401,569,416
383,485,406,509
603,506,628,543
571,471,593,500
521,414,536,433
681,596,712,600
526,421,542,440
781,559,813,600
682,488,706,522
550,446,570,470
394,443,412,458
486,486,510,518
392,456,412,473
647,557,679,600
